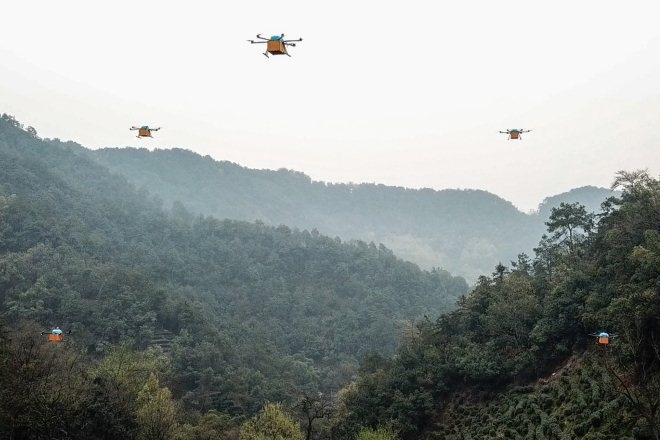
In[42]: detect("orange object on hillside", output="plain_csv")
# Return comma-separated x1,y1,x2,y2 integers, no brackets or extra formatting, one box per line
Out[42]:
48,333,63,342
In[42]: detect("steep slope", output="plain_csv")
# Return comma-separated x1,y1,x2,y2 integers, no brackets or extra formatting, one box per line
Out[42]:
0,114,468,413
91,148,614,281
431,354,638,439
329,171,660,439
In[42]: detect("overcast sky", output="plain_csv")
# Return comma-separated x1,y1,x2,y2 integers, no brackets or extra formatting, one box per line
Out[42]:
1,0,659,211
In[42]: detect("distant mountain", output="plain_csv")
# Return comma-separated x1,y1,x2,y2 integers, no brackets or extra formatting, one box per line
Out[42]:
536,185,617,220
91,147,616,280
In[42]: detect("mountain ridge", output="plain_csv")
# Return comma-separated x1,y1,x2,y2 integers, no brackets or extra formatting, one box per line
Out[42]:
90,146,615,280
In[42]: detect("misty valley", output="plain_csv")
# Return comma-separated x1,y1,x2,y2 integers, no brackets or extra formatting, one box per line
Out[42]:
0,115,658,439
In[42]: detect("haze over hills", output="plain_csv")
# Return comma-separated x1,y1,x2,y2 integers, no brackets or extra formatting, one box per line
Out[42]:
0,115,467,429
91,147,616,280
1,117,657,439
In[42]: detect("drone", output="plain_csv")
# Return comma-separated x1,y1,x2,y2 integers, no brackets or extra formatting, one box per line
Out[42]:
589,331,616,346
41,327,71,343
248,34,303,57
130,126,161,138
499,129,532,140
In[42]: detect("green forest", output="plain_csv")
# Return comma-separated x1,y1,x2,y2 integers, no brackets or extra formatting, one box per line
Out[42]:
331,171,660,439
90,147,614,281
1,115,658,439
0,115,466,438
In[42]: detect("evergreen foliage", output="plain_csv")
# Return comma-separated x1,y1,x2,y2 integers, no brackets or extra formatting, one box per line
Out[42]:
0,114,467,437
0,115,656,439
332,171,660,439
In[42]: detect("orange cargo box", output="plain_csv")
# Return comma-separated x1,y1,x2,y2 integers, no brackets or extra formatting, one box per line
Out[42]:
598,336,609,345
267,40,286,54
48,334,63,342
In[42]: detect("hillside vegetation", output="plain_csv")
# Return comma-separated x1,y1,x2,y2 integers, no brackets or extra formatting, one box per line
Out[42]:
1,115,655,440
0,114,467,439
331,170,660,439
91,147,614,280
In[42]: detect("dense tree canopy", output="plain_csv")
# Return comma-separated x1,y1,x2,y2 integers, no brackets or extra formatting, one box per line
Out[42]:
0,114,467,438
332,171,660,439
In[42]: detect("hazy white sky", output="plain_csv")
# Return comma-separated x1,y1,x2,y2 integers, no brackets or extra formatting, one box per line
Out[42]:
1,0,659,210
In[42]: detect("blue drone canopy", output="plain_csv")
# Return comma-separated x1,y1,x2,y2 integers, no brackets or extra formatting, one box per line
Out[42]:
270,35,283,41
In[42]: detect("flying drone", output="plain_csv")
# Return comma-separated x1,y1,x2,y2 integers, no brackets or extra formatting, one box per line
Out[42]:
41,327,71,343
130,126,161,138
589,331,616,346
499,129,532,140
248,34,303,57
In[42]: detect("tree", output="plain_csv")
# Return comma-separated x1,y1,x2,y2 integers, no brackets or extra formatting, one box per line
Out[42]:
81,345,170,439
545,202,594,252
136,373,178,440
611,169,652,193
239,403,303,440
295,393,333,440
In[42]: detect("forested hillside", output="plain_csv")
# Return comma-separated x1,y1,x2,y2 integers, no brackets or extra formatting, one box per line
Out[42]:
90,148,612,281
0,114,468,439
331,171,660,439
2,114,654,440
